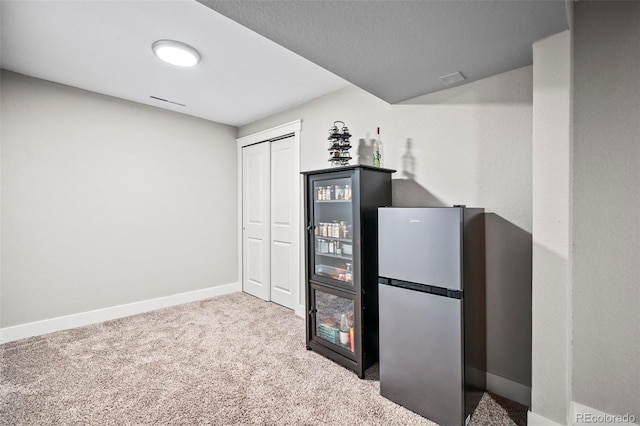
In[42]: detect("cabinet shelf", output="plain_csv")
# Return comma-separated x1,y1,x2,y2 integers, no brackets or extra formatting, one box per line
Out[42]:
315,236,352,243
315,252,352,261
314,199,351,204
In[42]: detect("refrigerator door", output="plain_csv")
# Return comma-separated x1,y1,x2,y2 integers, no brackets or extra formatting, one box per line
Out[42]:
379,283,464,426
378,207,462,290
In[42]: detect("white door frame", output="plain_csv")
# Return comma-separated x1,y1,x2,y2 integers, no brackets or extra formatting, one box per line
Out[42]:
237,120,304,316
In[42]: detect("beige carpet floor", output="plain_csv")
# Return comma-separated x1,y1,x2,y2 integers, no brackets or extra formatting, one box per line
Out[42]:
1,292,526,425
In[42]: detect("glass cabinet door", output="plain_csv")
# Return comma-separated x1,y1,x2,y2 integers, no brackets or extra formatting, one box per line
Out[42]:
311,285,356,357
311,175,354,288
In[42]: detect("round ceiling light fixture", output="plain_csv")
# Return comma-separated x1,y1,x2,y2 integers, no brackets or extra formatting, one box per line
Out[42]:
152,40,201,67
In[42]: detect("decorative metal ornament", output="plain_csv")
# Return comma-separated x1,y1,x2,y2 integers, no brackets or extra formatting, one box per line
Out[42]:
327,120,352,167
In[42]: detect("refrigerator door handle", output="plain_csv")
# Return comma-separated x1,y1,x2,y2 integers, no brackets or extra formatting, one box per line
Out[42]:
379,276,463,299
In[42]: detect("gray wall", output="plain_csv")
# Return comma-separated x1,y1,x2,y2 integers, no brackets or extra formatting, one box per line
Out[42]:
1,70,238,327
531,31,572,424
239,67,534,402
572,1,639,419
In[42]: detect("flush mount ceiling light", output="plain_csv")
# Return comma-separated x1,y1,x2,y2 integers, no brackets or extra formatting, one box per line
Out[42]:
152,40,200,67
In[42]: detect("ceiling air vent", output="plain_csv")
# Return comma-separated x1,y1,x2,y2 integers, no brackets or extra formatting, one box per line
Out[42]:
439,71,466,85
150,96,186,107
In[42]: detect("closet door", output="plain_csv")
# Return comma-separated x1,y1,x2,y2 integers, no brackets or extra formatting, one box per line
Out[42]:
242,142,270,300
270,136,297,309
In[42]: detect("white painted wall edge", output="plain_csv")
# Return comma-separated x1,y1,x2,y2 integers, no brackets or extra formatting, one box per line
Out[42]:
486,372,531,407
295,304,305,318
0,282,240,344
570,402,639,426
528,410,564,426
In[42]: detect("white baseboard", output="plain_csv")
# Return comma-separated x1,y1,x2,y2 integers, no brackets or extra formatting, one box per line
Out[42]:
486,372,531,407
528,410,565,426
295,304,305,318
570,402,638,426
0,283,239,344
528,401,639,426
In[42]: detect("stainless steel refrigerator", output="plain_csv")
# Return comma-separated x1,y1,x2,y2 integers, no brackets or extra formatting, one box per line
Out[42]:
377,207,486,426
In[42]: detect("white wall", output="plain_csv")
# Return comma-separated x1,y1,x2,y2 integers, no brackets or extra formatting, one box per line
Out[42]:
240,67,534,402
530,4,640,425
1,70,238,327
572,1,639,419
531,31,572,425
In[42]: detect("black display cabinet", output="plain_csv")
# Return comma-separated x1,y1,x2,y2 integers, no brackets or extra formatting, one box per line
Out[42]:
302,165,394,378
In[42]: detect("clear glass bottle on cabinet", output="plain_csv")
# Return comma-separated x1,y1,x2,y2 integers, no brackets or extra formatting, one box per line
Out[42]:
373,127,384,168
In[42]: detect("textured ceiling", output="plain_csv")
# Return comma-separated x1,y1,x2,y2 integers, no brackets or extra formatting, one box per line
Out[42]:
199,0,569,103
1,1,569,127
0,0,349,127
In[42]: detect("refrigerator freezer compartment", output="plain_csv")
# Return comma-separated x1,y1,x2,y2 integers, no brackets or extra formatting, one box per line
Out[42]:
378,207,462,290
